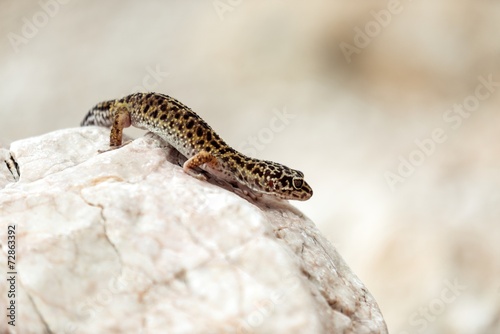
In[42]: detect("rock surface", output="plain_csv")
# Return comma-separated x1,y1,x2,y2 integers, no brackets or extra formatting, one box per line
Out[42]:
0,128,387,334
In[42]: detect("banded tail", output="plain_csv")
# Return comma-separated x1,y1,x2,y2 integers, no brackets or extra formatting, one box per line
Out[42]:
80,100,116,127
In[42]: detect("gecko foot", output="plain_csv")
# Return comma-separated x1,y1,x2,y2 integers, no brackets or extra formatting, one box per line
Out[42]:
231,183,262,202
98,140,133,153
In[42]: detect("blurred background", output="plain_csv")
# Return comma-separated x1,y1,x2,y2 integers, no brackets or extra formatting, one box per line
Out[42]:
1,1,499,333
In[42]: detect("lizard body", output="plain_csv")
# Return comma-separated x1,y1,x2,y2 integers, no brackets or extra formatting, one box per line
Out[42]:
81,92,313,201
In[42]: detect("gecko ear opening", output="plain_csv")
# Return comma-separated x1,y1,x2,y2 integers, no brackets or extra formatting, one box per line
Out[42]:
292,177,304,189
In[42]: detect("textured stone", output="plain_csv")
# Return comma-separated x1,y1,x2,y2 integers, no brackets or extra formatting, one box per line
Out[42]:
0,128,387,334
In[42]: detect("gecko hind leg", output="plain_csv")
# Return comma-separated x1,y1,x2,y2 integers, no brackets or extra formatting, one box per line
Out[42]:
98,103,132,153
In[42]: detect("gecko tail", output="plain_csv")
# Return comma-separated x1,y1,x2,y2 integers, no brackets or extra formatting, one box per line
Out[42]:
80,100,116,127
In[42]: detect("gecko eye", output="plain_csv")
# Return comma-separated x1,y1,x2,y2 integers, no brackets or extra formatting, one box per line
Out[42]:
292,177,303,189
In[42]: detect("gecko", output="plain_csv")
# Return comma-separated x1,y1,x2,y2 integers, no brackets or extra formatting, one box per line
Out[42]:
81,92,313,201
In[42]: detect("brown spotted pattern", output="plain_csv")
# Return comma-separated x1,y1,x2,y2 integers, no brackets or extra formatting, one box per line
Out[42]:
81,92,313,200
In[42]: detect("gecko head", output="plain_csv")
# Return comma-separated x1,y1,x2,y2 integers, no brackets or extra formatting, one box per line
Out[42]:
257,162,313,201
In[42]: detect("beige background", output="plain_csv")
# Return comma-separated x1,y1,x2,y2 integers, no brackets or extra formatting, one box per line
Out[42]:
1,1,499,333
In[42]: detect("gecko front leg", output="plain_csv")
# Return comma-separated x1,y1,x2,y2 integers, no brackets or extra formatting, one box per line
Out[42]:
183,151,219,181
183,151,260,201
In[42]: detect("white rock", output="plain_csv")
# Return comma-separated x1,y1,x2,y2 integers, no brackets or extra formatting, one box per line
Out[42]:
0,128,387,334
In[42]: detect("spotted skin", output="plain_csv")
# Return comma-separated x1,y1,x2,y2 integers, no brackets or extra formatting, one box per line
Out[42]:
81,92,313,201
